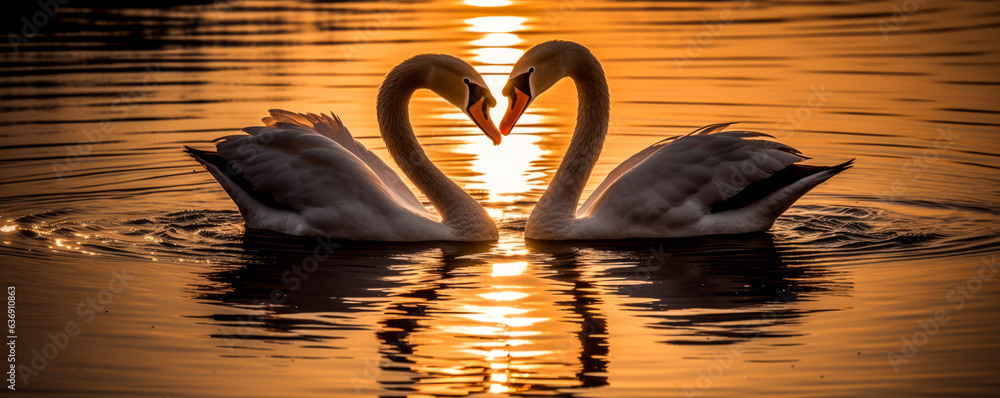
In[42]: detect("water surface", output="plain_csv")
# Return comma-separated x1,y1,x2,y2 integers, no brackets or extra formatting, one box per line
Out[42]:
1,0,998,396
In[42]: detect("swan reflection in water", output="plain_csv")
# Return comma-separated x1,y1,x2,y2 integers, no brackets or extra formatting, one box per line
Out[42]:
190,232,848,395
528,235,849,347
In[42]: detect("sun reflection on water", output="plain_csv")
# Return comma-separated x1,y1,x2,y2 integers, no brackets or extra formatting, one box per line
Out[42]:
464,0,513,7
470,47,524,65
491,261,528,277
453,261,544,395
465,16,526,33
458,8,546,203
387,255,596,395
471,32,521,47
479,291,530,301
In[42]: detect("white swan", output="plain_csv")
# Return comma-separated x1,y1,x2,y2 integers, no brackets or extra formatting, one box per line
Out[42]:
499,40,852,240
185,54,502,242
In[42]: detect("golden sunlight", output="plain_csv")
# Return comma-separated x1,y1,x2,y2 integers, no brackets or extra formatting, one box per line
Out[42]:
465,16,526,33
491,261,528,277
471,33,522,47
471,47,524,65
4,0,997,396
459,131,544,202
464,0,513,7
456,9,546,203
479,291,530,301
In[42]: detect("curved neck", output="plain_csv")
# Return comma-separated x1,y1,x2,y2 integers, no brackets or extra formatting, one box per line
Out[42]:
530,50,610,225
377,63,496,240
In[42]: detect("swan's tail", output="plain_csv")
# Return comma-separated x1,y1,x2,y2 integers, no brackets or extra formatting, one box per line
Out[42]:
710,158,854,214
183,146,295,212
711,159,855,236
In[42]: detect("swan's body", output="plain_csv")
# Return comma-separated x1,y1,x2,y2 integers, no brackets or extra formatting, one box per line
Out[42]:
499,41,852,240
185,54,501,242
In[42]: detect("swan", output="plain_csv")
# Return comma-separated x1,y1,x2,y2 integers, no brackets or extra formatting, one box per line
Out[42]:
184,54,502,242
498,40,853,240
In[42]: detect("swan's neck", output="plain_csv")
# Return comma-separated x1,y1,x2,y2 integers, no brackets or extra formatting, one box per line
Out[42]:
377,66,496,240
528,52,610,233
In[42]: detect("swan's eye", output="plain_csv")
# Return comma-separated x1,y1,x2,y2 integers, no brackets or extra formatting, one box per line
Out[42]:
464,78,470,84
528,67,534,73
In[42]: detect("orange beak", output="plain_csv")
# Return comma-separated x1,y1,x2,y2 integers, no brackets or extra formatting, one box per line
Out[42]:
468,96,502,145
499,87,530,136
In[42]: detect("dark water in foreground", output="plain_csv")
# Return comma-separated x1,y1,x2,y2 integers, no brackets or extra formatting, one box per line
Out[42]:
1,0,998,396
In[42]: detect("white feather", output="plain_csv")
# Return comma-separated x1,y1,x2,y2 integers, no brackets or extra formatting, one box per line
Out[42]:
572,127,812,239
259,109,430,217
200,124,453,241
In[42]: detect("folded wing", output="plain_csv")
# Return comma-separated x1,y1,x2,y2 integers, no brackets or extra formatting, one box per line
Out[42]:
261,109,429,217
577,122,737,216
186,126,448,240
578,124,851,237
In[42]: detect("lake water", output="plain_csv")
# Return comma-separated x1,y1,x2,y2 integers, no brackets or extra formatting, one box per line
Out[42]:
1,0,998,396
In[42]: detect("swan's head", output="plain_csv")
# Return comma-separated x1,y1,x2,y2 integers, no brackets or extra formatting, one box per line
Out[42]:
499,40,586,135
416,54,502,145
